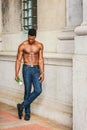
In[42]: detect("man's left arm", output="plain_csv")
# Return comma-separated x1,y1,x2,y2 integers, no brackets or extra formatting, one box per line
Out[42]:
39,44,44,83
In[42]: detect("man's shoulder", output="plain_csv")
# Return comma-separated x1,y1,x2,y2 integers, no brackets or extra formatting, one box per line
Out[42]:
19,40,28,48
36,41,43,48
21,40,28,45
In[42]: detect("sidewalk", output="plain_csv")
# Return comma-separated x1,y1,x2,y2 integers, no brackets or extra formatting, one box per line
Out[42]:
0,102,71,130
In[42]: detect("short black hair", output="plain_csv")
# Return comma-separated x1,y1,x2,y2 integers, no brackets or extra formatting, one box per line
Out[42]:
28,29,36,36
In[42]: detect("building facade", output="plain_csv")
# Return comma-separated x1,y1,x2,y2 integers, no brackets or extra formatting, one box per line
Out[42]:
0,0,87,130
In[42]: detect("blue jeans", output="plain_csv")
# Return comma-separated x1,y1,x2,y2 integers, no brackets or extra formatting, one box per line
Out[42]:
21,64,42,114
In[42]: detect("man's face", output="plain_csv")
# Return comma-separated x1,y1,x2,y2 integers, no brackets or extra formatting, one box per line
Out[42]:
28,35,36,45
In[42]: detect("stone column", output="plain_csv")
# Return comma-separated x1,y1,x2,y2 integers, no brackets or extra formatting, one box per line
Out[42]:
82,0,87,25
73,0,87,130
57,0,82,54
0,0,2,50
66,0,82,27
57,1,82,129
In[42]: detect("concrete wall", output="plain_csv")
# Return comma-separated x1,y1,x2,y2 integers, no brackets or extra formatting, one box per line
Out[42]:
0,53,72,127
2,0,22,33
0,0,72,128
1,0,66,52
37,0,66,52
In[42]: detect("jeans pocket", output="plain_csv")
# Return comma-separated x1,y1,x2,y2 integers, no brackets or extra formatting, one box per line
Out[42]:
35,67,40,73
22,65,28,73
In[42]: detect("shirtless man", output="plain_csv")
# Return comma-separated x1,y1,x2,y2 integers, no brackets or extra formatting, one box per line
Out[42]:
15,29,44,121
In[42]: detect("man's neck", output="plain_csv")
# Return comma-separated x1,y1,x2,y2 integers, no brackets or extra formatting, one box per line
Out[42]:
28,41,36,45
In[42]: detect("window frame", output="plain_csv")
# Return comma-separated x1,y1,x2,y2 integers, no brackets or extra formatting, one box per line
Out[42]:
22,0,37,30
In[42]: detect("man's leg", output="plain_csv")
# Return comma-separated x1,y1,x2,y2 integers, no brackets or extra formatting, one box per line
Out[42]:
22,65,32,120
17,65,32,120
23,72,31,115
23,76,32,120
21,67,42,110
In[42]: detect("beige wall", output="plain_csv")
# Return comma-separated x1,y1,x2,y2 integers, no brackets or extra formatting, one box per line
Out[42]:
38,0,66,31
37,0,66,52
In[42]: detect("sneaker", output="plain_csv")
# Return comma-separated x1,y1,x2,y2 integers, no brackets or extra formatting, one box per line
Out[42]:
17,104,23,119
24,114,30,121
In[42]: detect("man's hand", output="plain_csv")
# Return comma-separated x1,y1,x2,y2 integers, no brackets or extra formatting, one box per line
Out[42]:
15,75,19,80
39,73,44,83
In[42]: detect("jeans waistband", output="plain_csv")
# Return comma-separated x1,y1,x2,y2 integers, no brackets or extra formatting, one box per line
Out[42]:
23,64,39,68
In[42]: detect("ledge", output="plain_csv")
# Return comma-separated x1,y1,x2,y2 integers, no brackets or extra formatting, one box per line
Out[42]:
44,52,73,60
75,25,87,36
57,27,75,40
0,51,73,60
0,51,17,56
57,32,74,40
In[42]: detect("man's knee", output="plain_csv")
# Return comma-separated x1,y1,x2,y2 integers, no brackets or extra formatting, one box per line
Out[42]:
35,87,42,96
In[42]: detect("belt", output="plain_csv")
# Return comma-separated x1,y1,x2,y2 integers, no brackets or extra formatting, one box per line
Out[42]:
23,64,39,68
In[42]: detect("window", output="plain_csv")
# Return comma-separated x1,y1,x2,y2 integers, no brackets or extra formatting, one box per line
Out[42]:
22,0,37,30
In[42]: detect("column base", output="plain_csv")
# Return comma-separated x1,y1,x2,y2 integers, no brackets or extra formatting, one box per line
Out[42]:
57,27,75,54
75,24,87,36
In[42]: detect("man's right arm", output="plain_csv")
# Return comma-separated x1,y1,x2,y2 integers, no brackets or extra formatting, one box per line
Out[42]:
15,44,23,80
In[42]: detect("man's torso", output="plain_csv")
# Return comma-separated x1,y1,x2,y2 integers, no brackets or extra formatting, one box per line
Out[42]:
22,41,41,65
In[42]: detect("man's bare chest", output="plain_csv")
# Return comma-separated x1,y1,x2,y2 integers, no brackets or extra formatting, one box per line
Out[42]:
23,45,40,54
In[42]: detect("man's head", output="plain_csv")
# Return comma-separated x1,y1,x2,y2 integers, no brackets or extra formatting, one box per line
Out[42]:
28,29,37,44
28,29,36,36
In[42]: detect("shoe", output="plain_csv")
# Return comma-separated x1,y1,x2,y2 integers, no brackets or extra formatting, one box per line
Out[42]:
24,114,30,121
17,103,23,119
